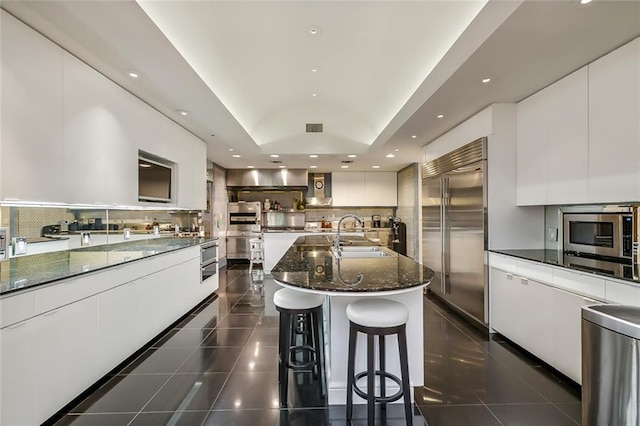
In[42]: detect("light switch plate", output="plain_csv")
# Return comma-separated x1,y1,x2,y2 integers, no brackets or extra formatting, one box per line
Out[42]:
548,227,558,242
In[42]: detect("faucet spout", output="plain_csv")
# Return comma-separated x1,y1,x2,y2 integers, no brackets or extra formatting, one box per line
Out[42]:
333,214,364,252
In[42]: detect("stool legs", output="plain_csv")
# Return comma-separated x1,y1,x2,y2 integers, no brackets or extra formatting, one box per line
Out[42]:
346,325,357,420
379,335,386,413
367,334,375,426
278,311,291,408
398,327,413,426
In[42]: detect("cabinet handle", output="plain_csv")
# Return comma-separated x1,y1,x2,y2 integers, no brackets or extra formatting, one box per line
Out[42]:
8,321,27,329
520,278,528,285
43,309,60,317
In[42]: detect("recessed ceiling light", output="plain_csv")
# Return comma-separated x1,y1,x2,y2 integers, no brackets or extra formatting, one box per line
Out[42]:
278,165,287,169
229,148,234,151
129,72,139,78
309,154,318,158
411,135,417,139
312,93,317,97
311,67,318,73
482,77,491,83
232,154,241,158
395,149,399,152
177,110,189,116
341,165,349,169
386,154,395,158
309,27,320,35
310,165,318,169
270,154,279,158
580,0,592,4
247,166,255,169
348,154,357,158
372,165,380,169
437,114,444,119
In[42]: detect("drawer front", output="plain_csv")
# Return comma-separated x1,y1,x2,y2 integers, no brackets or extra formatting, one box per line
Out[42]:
552,267,605,300
517,259,553,284
605,279,640,306
489,253,518,274
1,292,35,328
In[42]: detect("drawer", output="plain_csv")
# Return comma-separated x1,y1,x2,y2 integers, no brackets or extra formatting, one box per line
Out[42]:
552,268,605,300
1,291,35,328
517,259,553,284
605,279,640,306
489,253,518,274
33,272,100,315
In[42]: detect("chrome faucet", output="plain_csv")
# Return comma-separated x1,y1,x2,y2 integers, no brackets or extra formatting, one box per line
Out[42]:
333,214,363,252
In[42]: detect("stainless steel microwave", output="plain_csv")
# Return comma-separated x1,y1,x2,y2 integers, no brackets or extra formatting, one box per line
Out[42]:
563,212,634,261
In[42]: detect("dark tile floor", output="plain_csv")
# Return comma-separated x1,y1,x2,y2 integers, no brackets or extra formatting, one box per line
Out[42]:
52,264,581,426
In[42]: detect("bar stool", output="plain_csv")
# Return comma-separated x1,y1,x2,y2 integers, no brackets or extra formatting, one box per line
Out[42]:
248,237,264,275
346,298,412,426
274,288,326,407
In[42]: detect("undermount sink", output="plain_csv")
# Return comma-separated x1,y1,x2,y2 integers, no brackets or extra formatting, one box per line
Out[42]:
331,246,392,258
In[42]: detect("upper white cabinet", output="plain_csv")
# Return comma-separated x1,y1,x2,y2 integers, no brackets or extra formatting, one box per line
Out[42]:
516,67,589,205
516,38,640,206
0,12,206,209
332,172,397,206
0,11,64,203
588,38,640,203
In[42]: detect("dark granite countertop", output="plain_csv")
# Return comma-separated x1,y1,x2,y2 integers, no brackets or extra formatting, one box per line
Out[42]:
271,235,433,293
491,249,639,284
0,237,217,297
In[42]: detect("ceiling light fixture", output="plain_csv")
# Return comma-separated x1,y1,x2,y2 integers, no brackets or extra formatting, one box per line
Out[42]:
310,165,318,169
437,114,444,119
278,165,287,169
247,166,255,169
580,0,592,4
229,148,233,151
386,154,395,158
348,155,357,158
372,165,380,169
341,165,349,169
411,135,417,139
232,154,241,158
177,110,189,116
312,93,317,97
129,72,138,78
270,154,279,158
309,27,319,35
309,154,318,158
311,67,318,73
482,77,491,83
395,149,399,152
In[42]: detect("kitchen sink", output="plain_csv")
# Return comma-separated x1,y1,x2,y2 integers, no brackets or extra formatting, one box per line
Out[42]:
331,246,393,258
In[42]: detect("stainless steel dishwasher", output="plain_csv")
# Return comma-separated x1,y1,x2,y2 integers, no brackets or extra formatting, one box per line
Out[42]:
582,305,640,426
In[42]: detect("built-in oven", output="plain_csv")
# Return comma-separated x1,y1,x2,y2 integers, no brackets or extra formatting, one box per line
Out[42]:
563,212,635,261
227,201,261,260
201,240,218,283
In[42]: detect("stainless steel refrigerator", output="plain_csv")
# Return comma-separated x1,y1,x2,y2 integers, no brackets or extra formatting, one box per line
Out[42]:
422,138,487,326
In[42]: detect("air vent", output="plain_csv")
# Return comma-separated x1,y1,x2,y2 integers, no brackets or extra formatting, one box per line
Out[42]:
270,160,282,164
341,160,353,164
306,123,323,133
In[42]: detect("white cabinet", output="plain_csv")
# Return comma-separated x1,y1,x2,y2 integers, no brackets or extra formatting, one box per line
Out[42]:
588,38,640,203
34,297,99,421
332,172,397,206
0,11,64,203
605,279,640,306
516,67,588,205
0,320,38,426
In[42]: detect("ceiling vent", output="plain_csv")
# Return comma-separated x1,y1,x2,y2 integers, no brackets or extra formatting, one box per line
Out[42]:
270,160,282,164
306,123,323,133
341,160,354,164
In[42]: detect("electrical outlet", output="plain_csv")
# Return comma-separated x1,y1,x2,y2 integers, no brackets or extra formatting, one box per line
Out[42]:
548,227,558,242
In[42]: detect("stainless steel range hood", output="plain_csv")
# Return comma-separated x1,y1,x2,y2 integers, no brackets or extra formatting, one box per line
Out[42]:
226,169,308,189
305,173,332,206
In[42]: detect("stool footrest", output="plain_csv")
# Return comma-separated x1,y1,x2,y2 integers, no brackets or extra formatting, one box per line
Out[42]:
287,345,318,371
353,370,404,404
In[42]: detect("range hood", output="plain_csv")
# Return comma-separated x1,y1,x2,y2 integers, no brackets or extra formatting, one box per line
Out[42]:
305,173,333,207
226,169,308,189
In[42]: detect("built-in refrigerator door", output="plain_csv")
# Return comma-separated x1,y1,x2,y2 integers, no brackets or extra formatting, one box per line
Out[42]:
421,176,443,296
444,162,486,324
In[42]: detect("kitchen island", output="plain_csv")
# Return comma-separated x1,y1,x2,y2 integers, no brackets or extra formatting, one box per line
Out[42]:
0,237,218,425
271,235,433,405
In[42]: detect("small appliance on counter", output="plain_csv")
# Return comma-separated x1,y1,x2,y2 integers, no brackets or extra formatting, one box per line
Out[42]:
41,224,61,236
12,237,27,256
372,215,381,228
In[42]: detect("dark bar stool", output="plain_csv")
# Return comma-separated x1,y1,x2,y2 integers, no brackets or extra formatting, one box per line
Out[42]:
274,288,326,407
346,298,412,426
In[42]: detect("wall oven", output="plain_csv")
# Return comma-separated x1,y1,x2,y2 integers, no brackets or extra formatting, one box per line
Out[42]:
201,240,218,282
563,212,634,262
227,201,261,260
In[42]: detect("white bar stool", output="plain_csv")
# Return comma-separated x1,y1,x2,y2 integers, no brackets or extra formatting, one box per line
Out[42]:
273,288,327,407
248,237,264,275
346,298,412,426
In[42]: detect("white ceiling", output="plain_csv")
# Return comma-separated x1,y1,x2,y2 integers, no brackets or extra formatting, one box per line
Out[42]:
2,0,639,172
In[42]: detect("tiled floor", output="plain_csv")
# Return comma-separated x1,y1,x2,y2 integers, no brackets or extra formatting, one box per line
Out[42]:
52,264,581,425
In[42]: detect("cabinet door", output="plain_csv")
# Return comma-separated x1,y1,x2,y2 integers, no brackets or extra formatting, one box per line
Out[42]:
0,11,64,203
0,320,37,426
331,172,365,206
545,67,589,204
34,297,99,422
516,92,547,205
588,38,640,203
364,172,397,206
605,279,640,306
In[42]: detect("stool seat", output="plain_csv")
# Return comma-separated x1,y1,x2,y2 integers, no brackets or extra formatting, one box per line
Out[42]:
274,288,324,310
346,298,408,328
